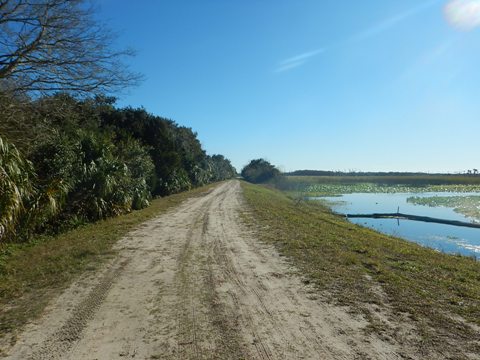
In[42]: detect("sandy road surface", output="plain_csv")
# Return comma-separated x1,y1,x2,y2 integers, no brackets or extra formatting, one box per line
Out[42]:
4,180,411,360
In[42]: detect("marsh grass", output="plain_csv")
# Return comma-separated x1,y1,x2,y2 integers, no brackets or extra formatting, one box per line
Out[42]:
407,195,480,222
279,175,480,196
0,183,218,339
241,182,480,353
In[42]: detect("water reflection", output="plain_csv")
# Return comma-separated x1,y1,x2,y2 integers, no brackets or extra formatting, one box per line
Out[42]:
316,192,480,258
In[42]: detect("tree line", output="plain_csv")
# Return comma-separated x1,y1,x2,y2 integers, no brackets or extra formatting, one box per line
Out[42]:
0,94,236,243
0,0,236,243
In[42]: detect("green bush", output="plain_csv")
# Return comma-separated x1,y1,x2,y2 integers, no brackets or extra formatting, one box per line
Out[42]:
1,94,236,243
0,136,36,241
241,159,280,184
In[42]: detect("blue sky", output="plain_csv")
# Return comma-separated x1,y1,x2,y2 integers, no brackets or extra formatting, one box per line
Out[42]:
97,0,480,173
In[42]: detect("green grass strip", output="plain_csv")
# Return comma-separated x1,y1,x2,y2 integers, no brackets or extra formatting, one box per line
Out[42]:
241,182,480,352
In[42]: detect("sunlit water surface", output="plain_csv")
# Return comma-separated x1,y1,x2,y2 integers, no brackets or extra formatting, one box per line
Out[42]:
315,192,480,258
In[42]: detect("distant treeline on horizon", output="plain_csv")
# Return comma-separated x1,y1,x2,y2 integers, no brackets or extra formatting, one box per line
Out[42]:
285,170,476,177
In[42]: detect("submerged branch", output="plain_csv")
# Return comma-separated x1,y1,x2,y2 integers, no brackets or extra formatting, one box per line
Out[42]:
346,213,480,229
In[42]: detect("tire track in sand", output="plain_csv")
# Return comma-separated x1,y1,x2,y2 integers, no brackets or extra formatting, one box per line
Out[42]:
28,259,129,360
4,181,416,359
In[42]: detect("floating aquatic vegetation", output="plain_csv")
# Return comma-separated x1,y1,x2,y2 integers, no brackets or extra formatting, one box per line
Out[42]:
301,183,480,196
407,195,480,223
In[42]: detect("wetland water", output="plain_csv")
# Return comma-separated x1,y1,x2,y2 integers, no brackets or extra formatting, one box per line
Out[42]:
317,192,480,258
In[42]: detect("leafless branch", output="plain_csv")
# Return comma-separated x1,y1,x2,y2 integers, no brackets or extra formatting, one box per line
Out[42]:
0,0,142,97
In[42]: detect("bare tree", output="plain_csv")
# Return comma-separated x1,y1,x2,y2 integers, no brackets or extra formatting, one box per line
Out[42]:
0,0,141,96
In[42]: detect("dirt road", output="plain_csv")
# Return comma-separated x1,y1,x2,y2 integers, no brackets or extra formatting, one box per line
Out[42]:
4,180,411,359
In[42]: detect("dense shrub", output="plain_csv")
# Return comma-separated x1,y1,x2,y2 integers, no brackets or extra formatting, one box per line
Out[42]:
241,159,280,184
0,136,36,241
0,94,236,243
210,155,237,182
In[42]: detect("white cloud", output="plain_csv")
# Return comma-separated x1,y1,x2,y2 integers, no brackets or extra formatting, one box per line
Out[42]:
444,0,480,30
278,49,324,66
354,11,417,41
353,0,440,41
274,60,307,73
274,49,325,73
